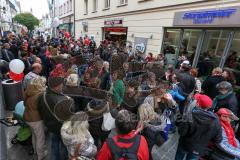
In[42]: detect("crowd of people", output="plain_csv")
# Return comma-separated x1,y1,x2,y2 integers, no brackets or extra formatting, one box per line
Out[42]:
0,32,240,160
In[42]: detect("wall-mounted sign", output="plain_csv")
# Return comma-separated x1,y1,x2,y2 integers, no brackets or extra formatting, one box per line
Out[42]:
104,18,123,27
173,7,240,26
134,37,148,53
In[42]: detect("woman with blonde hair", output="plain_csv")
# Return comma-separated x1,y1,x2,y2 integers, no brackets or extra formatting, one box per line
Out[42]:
61,112,97,159
23,76,47,160
137,103,167,159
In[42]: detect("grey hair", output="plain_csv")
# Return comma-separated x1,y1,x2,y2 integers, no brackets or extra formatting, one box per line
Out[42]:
216,81,233,92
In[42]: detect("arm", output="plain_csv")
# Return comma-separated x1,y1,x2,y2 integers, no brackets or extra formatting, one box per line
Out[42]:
218,129,240,159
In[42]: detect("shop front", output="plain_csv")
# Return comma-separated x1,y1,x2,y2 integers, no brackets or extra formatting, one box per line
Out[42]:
58,15,74,36
103,18,127,45
162,6,240,86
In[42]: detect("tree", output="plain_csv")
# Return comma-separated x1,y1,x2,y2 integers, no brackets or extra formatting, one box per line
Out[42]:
13,13,40,31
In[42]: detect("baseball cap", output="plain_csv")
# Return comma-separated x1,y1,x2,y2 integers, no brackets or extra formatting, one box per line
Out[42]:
217,108,239,121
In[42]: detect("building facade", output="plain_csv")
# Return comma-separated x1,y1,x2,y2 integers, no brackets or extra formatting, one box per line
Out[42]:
51,0,74,36
0,0,21,34
75,0,240,86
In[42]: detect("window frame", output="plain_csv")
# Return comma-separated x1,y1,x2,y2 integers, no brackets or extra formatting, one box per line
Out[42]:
119,0,128,5
84,0,88,15
92,0,98,12
104,0,110,9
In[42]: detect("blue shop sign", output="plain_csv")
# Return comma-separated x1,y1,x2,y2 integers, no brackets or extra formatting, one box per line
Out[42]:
182,8,237,24
173,6,240,26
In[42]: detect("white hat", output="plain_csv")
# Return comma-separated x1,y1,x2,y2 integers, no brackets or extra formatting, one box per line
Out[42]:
181,60,190,66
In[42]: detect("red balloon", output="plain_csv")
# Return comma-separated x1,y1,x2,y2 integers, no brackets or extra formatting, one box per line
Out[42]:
9,71,24,82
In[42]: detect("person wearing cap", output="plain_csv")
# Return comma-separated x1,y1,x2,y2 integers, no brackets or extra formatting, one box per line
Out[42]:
175,60,195,114
175,93,222,160
38,75,75,160
202,67,225,99
86,99,111,149
61,112,97,159
210,108,240,160
212,81,238,116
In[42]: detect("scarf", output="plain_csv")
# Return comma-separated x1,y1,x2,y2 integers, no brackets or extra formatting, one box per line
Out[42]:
212,91,233,111
220,119,237,147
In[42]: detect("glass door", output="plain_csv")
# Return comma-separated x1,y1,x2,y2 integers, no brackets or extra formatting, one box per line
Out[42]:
162,29,181,65
180,29,202,64
197,30,231,77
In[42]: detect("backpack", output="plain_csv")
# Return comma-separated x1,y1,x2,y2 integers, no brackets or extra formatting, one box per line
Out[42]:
106,135,141,160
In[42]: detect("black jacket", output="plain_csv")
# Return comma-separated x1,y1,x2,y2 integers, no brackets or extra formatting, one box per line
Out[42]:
178,108,222,155
1,48,14,62
142,120,166,152
9,44,19,59
38,88,74,135
202,75,225,99
214,92,238,115
176,70,196,97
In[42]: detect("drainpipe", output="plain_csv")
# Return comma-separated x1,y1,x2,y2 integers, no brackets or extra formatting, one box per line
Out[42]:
73,0,75,38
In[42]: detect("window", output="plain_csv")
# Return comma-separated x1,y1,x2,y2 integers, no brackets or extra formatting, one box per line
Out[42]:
93,0,98,12
84,0,88,14
67,1,69,13
119,0,127,5
70,0,72,11
64,3,66,14
104,0,110,9
59,6,61,15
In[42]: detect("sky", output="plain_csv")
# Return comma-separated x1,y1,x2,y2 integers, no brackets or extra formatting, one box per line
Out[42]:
18,0,49,19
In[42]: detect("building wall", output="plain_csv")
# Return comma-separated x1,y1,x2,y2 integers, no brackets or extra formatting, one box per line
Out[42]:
75,0,240,54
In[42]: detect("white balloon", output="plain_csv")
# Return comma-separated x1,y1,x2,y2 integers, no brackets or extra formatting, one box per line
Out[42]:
9,59,25,74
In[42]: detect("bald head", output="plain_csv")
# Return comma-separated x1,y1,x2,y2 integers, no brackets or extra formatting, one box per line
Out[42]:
32,63,42,74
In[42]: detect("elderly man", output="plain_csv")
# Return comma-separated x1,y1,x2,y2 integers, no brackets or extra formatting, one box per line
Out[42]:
212,81,238,115
23,63,42,89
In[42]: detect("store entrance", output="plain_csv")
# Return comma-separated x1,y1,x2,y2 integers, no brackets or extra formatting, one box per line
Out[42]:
162,27,240,87
103,27,127,47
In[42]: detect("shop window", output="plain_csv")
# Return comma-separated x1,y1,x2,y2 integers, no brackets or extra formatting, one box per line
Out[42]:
93,0,98,12
104,0,110,9
84,0,88,14
119,0,128,5
224,30,240,86
162,29,181,65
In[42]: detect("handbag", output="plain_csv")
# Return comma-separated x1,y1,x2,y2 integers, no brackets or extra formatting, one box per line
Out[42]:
102,112,115,131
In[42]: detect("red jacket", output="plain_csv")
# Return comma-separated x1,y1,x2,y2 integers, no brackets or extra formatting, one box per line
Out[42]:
97,131,149,160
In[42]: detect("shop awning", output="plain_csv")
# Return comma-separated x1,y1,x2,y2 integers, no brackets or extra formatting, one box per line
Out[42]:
104,27,127,33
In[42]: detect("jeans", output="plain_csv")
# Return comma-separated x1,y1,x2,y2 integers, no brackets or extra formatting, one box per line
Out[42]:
175,146,199,160
49,132,68,160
